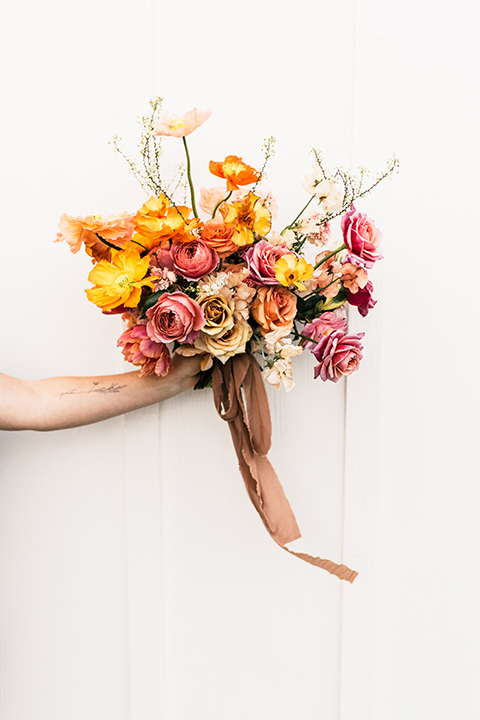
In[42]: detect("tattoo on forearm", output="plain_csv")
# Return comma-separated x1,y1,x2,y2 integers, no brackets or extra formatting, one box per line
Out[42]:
55,382,127,398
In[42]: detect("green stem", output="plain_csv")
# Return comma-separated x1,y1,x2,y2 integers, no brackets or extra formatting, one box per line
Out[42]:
281,195,316,234
212,190,232,218
313,243,347,269
182,136,198,218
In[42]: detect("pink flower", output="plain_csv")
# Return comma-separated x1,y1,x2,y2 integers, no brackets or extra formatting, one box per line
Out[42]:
303,311,348,349
153,108,212,137
341,206,383,269
171,239,219,280
346,280,377,317
312,330,364,382
146,292,205,344
117,324,171,377
244,239,291,286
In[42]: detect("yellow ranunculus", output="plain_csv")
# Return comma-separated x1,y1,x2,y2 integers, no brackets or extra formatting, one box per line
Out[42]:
85,249,155,311
222,192,271,246
274,254,314,291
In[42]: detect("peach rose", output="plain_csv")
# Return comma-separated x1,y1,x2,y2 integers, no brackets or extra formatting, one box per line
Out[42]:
251,286,297,335
200,219,238,258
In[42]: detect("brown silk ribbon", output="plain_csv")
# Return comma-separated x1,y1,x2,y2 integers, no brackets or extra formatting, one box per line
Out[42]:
212,353,358,583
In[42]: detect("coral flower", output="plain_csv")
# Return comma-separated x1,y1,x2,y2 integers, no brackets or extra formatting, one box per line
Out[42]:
153,108,212,137
222,192,271,246
85,250,155,311
117,324,171,377
274,254,314,291
209,155,261,191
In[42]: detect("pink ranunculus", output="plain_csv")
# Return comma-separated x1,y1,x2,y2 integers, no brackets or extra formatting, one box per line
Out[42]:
346,279,377,317
244,239,291,286
146,291,205,344
149,246,175,271
171,239,219,281
302,310,348,349
312,330,364,382
341,205,383,269
117,324,172,377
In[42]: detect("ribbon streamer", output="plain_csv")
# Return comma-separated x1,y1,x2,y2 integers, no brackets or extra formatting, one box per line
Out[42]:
212,352,358,583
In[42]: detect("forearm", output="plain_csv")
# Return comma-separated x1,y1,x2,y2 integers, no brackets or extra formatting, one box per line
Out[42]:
0,356,201,431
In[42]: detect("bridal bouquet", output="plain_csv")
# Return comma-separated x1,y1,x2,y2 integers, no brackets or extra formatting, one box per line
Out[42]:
56,99,397,581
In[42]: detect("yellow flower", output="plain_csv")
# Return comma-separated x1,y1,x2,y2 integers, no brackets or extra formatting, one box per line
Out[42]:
274,254,314,291
85,249,155,311
222,192,271,246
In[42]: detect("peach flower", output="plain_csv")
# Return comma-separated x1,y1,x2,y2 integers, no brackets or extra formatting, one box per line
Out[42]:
153,108,212,137
251,286,297,335
200,219,238,258
55,212,135,254
117,324,171,377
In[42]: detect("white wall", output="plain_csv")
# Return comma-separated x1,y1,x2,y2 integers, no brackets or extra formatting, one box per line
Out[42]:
0,0,479,718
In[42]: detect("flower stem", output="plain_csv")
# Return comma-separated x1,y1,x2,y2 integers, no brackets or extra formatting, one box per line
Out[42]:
313,243,347,269
212,190,232,218
96,234,122,252
282,195,316,234
182,136,198,218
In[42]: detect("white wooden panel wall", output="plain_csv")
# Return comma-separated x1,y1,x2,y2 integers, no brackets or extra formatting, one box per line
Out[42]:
1,1,479,719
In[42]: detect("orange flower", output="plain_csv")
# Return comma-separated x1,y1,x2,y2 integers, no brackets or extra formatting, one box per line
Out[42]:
209,155,261,191
251,286,297,335
134,195,199,244
85,249,155,311
222,192,271,247
200,219,238,258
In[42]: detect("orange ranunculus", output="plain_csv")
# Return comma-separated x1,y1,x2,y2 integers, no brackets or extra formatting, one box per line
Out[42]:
251,286,297,335
200,219,238,258
209,155,261,191
134,195,199,243
85,249,155,311
221,192,271,247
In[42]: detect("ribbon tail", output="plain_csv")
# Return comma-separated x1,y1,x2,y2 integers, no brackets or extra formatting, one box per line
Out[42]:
212,354,358,583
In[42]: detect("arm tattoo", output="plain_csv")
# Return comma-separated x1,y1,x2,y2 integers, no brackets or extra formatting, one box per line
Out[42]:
55,382,127,399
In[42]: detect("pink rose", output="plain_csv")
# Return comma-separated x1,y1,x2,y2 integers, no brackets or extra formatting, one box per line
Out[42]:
117,324,171,377
346,280,376,317
146,292,205,344
303,311,348,349
341,205,383,269
245,239,291,286
171,239,219,280
312,330,364,382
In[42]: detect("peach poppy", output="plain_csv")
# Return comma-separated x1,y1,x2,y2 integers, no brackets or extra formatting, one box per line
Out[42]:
209,155,260,191
153,108,212,137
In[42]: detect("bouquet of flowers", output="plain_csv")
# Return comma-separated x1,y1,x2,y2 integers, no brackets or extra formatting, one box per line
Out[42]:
56,98,398,581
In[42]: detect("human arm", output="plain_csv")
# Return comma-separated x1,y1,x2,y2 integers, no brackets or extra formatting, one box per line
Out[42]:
0,354,202,432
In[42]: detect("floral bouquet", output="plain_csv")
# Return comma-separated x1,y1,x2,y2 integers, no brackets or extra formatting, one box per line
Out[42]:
56,99,397,581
